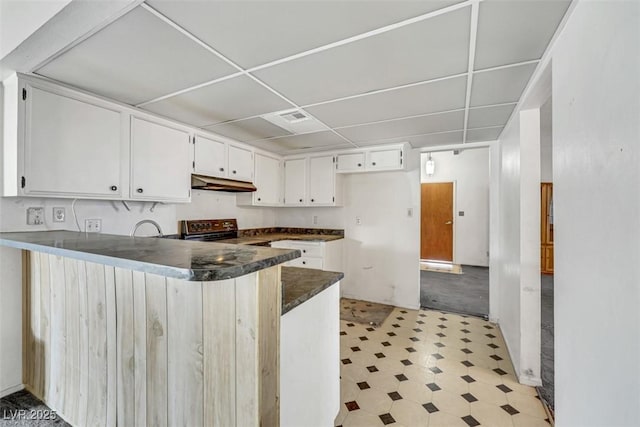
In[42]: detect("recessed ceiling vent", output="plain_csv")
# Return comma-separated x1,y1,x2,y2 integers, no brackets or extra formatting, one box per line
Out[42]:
261,108,328,135
280,110,309,123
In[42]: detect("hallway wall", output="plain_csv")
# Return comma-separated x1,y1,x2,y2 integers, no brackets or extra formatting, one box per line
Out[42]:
552,1,640,425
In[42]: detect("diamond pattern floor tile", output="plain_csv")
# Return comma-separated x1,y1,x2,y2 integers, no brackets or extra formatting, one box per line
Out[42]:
336,304,550,426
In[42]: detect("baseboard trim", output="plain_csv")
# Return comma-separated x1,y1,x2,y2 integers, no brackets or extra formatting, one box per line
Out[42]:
340,292,419,311
0,383,24,398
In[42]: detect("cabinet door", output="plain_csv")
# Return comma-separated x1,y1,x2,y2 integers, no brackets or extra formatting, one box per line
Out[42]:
24,86,123,197
228,145,253,182
336,152,365,173
254,153,281,205
131,117,191,201
284,158,307,206
194,135,226,178
308,155,335,205
368,148,403,170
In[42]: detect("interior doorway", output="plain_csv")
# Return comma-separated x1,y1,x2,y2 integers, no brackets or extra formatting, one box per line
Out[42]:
419,148,491,319
420,182,454,262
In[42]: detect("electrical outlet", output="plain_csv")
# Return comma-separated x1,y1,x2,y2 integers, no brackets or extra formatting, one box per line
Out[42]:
27,207,44,225
53,207,65,222
312,215,318,225
85,219,102,233
355,216,362,225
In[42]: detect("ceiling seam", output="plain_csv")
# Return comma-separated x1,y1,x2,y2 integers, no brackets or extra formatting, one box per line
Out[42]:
244,1,475,74
463,0,480,144
29,0,147,74
474,59,540,74
134,1,475,108
141,1,359,149
197,100,518,132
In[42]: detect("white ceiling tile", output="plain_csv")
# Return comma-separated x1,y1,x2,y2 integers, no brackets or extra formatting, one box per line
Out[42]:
467,104,516,128
263,131,346,150
147,1,463,69
475,0,571,70
466,127,503,142
470,63,537,107
359,130,464,148
141,75,292,127
338,110,464,143
305,75,466,128
204,117,292,142
253,7,471,105
36,6,237,105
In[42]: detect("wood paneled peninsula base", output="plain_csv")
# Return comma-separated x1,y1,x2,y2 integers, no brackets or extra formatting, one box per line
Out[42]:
0,231,343,427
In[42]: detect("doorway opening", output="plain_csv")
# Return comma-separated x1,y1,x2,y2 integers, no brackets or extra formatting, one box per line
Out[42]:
419,148,491,319
539,96,555,411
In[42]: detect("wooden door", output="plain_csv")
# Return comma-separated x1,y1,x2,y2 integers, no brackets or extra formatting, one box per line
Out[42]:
421,183,454,261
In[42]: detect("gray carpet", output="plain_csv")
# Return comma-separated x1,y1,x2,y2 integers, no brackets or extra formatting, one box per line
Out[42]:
0,390,69,426
420,265,490,318
540,274,554,410
420,267,555,410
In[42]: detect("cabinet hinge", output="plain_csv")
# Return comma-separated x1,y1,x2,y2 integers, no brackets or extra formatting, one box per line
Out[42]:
400,158,403,165
192,161,195,169
333,156,336,163
332,196,335,202
22,89,27,101
21,176,25,188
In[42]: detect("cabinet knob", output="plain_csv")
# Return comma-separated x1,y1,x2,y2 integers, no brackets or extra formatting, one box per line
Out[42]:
311,199,315,202
303,250,306,253
257,197,261,201
110,185,118,191
302,261,306,265
219,167,224,172
232,170,237,174
357,163,362,167
372,162,376,166
137,188,143,193
299,199,303,202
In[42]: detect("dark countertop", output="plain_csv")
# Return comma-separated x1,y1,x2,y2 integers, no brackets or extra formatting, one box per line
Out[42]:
281,267,344,314
219,233,343,246
0,231,299,281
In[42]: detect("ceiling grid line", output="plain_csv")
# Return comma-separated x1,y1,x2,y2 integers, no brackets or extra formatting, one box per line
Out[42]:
462,1,480,144
139,1,359,148
30,0,572,152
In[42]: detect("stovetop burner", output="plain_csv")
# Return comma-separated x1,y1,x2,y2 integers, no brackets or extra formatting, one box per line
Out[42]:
179,219,238,241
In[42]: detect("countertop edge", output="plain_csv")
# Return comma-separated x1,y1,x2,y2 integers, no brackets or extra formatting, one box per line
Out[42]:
281,269,344,315
0,237,301,282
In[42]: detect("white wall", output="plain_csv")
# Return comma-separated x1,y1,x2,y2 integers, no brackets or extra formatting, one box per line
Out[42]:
276,150,421,309
0,0,71,59
420,148,490,267
540,98,553,182
175,189,278,229
552,1,639,425
497,108,541,386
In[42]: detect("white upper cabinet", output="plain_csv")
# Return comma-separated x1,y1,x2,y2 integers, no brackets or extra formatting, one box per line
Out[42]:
228,145,253,182
336,152,365,173
130,116,191,202
335,145,406,173
308,155,339,206
252,153,281,205
193,135,226,178
23,85,124,198
367,148,403,171
283,158,307,206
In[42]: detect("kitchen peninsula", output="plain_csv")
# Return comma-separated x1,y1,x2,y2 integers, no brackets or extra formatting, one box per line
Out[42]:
0,231,343,427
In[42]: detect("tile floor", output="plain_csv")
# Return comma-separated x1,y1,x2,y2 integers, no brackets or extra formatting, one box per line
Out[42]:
335,304,550,427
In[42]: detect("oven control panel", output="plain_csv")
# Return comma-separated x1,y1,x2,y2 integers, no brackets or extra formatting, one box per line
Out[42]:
180,219,238,236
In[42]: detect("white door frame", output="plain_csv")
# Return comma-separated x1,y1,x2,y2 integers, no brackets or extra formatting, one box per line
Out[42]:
418,141,500,323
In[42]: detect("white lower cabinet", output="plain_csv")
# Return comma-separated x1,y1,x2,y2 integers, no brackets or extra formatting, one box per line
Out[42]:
270,239,343,272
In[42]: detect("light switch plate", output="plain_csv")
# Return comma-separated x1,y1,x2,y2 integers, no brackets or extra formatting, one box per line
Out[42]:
27,207,44,225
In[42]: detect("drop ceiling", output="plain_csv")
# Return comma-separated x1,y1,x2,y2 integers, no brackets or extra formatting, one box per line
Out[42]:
32,0,571,154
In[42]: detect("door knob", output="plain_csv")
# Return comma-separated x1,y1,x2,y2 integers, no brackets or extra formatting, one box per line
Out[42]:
445,220,452,225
